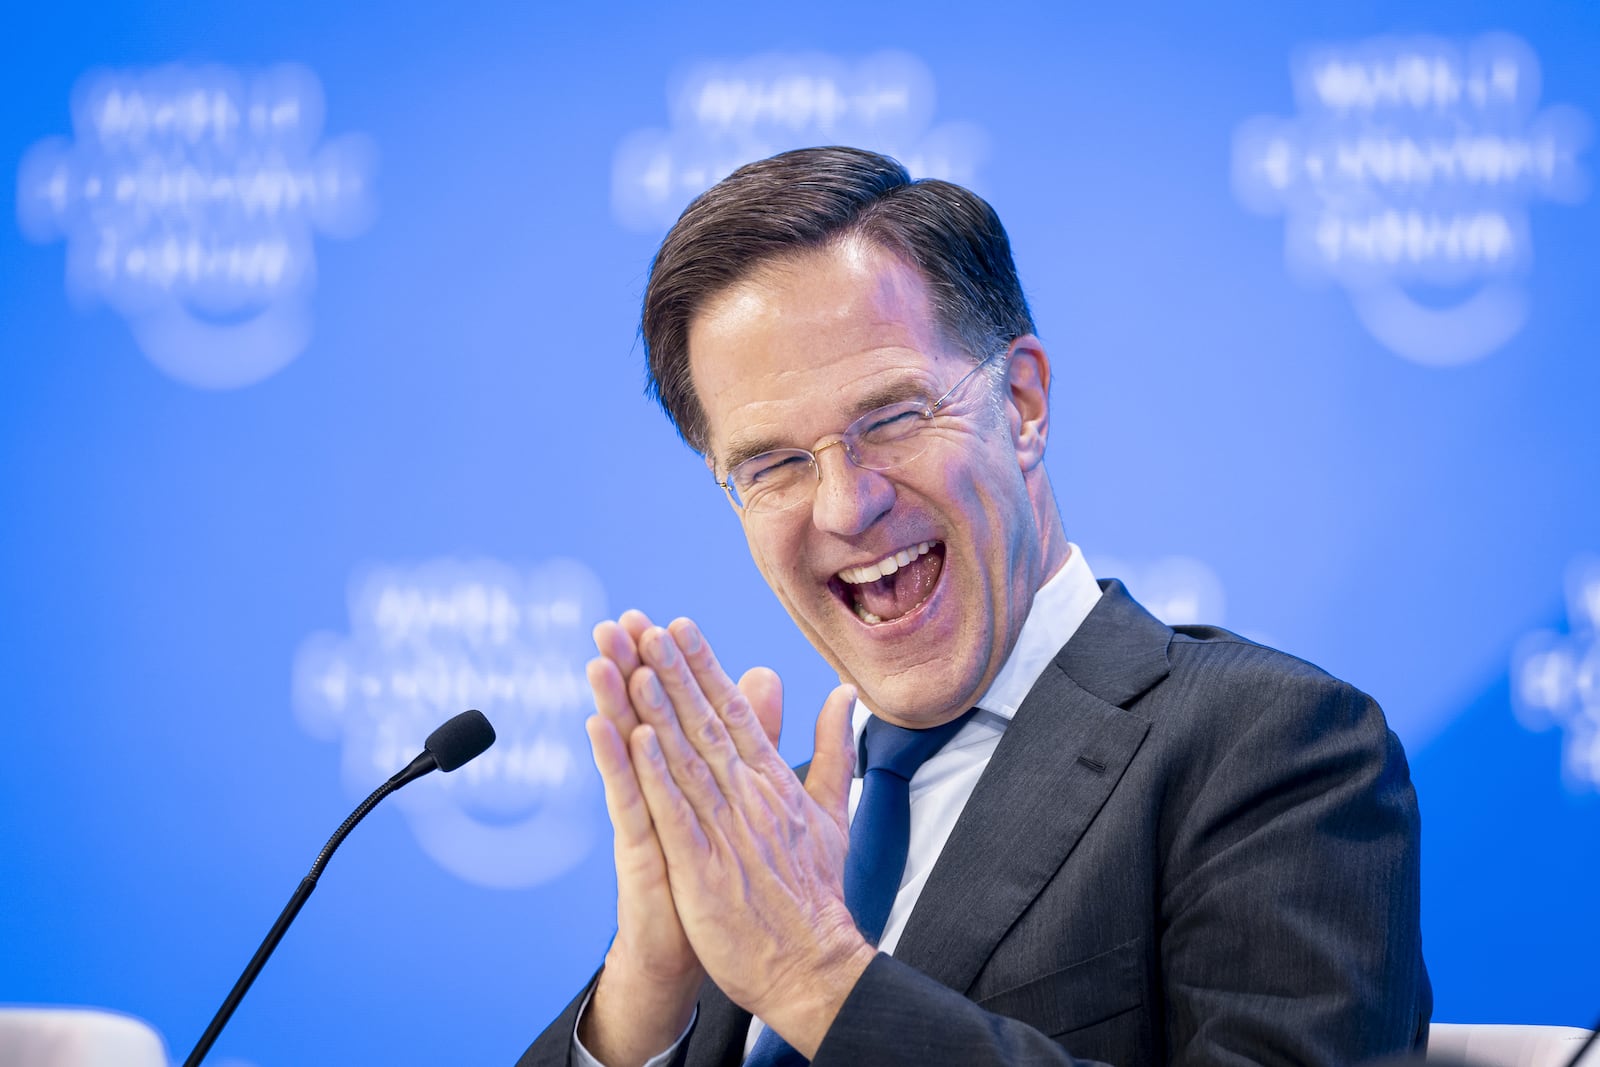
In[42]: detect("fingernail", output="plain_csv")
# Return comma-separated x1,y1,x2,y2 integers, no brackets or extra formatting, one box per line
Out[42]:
652,630,678,666
642,730,661,759
677,621,702,654
642,673,666,707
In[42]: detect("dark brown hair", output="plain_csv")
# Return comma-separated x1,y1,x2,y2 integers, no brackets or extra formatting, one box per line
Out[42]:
641,146,1035,454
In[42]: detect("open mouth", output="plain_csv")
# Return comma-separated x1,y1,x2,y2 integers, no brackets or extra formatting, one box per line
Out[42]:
829,541,945,625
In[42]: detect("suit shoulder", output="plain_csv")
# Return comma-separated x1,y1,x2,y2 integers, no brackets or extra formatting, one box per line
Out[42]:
1149,625,1417,858
1157,623,1384,737
1166,623,1363,691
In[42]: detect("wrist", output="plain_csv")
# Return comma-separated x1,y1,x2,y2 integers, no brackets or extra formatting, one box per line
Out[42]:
580,952,704,1067
602,940,706,988
750,924,876,1060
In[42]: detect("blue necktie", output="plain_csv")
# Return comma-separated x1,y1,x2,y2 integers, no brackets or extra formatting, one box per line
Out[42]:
744,709,976,1066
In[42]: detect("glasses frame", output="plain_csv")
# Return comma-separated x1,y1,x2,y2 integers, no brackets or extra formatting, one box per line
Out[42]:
715,349,1006,514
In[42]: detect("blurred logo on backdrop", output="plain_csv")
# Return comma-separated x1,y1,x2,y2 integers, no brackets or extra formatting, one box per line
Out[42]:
1512,555,1600,793
16,64,376,389
612,50,988,231
294,559,606,888
1233,33,1590,367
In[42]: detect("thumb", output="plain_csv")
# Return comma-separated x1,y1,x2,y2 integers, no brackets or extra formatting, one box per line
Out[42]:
805,683,858,832
737,666,784,749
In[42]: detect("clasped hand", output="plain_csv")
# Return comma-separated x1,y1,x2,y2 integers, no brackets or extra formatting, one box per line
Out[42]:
582,610,874,1061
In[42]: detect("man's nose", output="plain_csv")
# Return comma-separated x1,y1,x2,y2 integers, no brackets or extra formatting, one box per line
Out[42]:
810,440,893,535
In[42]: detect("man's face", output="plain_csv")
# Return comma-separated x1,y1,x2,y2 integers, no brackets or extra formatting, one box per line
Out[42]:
687,240,1051,728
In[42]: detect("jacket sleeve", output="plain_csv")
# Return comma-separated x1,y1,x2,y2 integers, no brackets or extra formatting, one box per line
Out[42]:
1155,666,1429,1064
814,952,1116,1066
515,971,599,1067
515,968,701,1067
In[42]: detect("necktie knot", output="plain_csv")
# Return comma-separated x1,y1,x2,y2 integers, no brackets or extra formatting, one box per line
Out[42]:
860,709,976,781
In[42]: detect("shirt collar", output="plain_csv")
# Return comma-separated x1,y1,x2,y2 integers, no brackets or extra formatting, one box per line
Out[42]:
850,542,1102,744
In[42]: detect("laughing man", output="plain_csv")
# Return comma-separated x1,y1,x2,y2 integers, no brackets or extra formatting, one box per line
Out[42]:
518,146,1430,1067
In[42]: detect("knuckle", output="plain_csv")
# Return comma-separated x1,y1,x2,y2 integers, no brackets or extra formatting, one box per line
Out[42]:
696,715,725,747
679,756,714,791
661,803,695,834
784,808,809,842
721,693,753,724
748,748,789,780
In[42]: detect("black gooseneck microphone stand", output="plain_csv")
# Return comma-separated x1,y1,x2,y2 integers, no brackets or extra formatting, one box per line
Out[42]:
182,709,494,1067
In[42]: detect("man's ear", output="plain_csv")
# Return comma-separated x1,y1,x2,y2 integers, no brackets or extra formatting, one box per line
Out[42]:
1005,335,1051,473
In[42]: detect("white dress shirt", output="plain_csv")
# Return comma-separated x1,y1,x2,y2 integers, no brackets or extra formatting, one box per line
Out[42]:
578,545,1103,1067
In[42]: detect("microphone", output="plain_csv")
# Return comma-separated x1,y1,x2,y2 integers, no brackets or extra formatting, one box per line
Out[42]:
391,706,499,784
182,710,496,1067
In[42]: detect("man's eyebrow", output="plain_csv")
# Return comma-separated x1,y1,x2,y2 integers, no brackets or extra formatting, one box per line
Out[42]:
853,379,926,414
717,373,932,472
721,435,789,473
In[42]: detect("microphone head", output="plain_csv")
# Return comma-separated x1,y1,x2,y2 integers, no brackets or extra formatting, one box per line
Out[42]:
425,710,496,772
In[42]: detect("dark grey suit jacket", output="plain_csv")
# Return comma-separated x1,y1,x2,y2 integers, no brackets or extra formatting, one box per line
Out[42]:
518,581,1431,1065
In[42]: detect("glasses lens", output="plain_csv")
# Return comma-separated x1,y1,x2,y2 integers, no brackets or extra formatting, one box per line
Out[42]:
729,450,814,512
851,401,931,471
722,358,999,513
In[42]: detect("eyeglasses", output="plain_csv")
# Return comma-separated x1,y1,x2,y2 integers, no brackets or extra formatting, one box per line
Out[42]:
716,351,1004,514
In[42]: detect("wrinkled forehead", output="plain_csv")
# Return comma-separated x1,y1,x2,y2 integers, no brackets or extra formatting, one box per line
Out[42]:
685,242,966,463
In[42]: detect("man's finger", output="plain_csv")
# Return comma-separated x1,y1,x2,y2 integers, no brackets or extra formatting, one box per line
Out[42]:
595,617,645,676
640,626,747,787
588,655,641,735
661,620,788,780
593,610,665,737
736,666,784,750
628,661,732,818
664,618,772,756
618,609,655,655
585,714,657,851
629,723,710,859
666,618,746,712
804,684,858,833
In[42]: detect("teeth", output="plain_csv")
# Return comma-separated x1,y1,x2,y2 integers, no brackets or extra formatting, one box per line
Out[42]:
854,605,884,624
837,541,935,586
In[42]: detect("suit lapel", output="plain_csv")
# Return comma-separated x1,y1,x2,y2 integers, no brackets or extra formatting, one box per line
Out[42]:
890,581,1170,995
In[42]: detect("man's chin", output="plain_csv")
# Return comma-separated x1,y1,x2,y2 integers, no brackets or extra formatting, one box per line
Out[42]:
845,667,981,730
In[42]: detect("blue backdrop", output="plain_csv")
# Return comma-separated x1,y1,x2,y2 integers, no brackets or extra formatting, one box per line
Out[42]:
2,2,1596,1063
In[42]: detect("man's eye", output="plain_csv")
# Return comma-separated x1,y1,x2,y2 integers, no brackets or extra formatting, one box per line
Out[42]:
745,453,809,483
860,407,924,439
